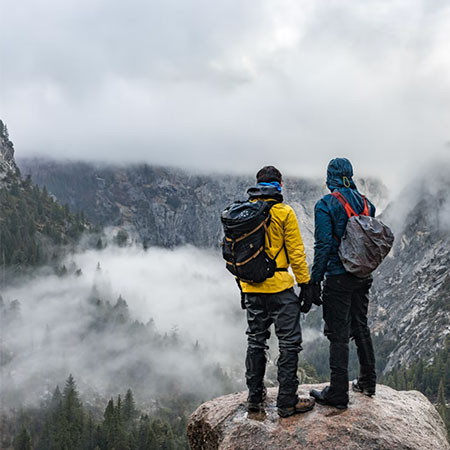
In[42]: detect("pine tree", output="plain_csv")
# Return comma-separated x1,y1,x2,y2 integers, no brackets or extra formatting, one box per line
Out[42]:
137,416,155,450
62,374,84,449
115,229,129,247
115,395,131,450
36,385,64,450
96,238,104,250
437,379,447,425
50,385,63,411
63,375,82,418
117,394,122,424
81,414,96,450
13,427,32,450
123,389,138,427
103,398,116,448
152,419,176,450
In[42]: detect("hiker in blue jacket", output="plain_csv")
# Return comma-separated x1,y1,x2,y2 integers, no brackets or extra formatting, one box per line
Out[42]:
306,158,377,409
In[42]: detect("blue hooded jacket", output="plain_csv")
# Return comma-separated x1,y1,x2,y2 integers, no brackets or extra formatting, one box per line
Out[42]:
310,158,376,282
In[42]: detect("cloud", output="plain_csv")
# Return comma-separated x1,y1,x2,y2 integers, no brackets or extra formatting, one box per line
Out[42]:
0,246,248,406
381,158,450,234
0,243,325,407
1,0,450,190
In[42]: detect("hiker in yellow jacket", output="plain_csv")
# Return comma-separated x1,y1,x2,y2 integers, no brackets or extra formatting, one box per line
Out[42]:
241,166,316,417
240,195,310,294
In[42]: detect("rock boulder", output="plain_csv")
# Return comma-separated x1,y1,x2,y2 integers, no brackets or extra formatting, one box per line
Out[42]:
187,384,449,450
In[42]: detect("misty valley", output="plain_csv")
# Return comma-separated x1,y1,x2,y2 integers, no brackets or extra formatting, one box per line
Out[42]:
1,122,449,449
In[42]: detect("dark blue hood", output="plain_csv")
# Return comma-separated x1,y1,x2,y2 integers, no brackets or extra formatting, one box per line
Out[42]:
326,158,357,191
311,157,377,281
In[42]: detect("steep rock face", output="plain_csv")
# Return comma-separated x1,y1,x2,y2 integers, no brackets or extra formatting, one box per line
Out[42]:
18,158,386,253
17,156,450,373
371,169,450,371
0,120,16,181
18,160,261,247
187,384,449,450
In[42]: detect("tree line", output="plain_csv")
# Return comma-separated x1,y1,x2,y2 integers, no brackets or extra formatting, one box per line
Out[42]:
381,336,450,432
8,375,190,450
0,169,89,268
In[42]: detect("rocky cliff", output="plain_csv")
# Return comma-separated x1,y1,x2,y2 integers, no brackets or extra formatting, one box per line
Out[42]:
371,166,450,371
17,156,450,372
187,384,449,450
17,158,387,254
0,120,17,181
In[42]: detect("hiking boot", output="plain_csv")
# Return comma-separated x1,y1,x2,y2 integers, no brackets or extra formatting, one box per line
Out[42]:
352,379,375,397
310,386,348,410
247,386,267,412
277,396,315,417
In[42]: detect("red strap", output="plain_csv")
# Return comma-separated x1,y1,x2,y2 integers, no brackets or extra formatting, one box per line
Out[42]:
361,196,369,216
331,192,369,218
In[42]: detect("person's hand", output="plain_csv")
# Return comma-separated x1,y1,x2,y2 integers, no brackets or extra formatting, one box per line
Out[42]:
298,283,313,313
309,281,322,306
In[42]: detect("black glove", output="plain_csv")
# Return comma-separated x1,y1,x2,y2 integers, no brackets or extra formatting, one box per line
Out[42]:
309,280,323,306
298,283,312,313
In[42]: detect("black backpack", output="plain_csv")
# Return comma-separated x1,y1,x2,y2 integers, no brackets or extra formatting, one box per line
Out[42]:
332,191,394,277
221,200,285,283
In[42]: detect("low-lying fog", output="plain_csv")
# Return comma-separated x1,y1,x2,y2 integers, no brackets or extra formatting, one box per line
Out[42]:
0,245,322,409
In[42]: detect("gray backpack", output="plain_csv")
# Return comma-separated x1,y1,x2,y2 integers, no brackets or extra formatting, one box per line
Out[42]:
332,191,394,278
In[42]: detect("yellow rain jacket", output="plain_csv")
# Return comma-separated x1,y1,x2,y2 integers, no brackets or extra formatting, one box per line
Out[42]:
240,199,310,293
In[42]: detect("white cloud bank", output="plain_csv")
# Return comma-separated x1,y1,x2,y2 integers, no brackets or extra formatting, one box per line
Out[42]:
1,0,449,189
0,246,246,406
0,244,324,407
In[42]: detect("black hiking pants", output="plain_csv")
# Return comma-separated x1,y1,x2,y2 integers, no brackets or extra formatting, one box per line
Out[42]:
322,273,376,404
244,288,302,408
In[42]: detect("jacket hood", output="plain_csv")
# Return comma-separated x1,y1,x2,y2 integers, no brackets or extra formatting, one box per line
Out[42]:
247,184,284,202
326,157,357,191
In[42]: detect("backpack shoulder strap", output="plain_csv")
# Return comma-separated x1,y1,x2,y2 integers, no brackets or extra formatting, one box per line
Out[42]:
331,191,370,217
266,199,280,209
330,191,358,218
266,200,290,268
361,196,370,216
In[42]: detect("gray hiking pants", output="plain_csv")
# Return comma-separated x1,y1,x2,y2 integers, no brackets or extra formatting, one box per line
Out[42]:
244,288,302,408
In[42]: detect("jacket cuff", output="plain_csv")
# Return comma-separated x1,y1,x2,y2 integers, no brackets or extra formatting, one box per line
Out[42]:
296,275,311,285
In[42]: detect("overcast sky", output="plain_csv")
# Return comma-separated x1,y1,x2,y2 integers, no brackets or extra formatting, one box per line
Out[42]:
1,0,449,191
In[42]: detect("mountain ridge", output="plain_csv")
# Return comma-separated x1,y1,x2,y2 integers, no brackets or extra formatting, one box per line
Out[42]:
17,155,449,374
0,121,91,270
18,157,388,253
371,166,450,371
